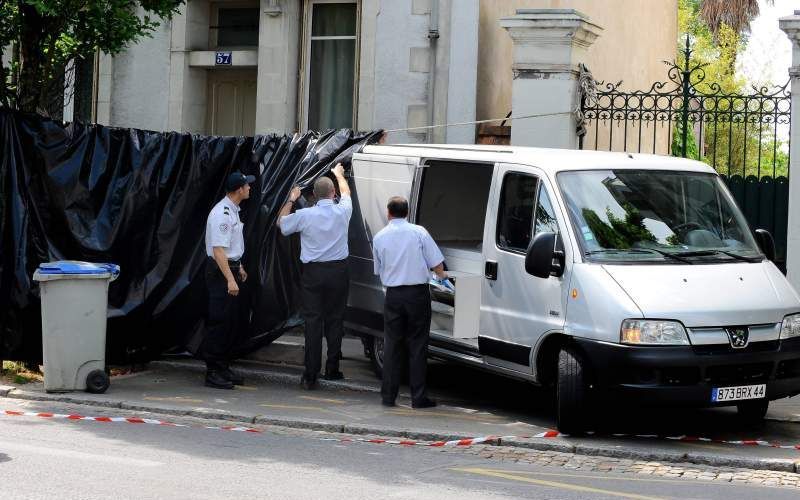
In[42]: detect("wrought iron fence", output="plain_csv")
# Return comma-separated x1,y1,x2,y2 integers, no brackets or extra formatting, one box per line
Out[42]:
578,37,792,268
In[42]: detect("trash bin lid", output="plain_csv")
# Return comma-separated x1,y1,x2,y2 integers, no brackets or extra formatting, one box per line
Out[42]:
36,261,120,277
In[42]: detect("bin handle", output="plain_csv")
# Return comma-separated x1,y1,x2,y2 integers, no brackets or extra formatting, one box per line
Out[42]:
102,264,121,281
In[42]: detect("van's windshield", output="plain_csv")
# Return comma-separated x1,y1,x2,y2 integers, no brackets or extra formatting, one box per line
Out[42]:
557,169,763,264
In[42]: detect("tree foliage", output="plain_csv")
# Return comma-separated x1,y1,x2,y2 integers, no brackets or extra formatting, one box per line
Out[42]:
0,0,182,117
673,0,788,180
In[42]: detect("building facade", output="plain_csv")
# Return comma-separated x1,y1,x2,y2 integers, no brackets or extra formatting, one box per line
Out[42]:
71,0,677,146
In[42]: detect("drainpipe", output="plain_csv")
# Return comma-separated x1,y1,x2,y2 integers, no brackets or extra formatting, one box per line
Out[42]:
427,0,439,143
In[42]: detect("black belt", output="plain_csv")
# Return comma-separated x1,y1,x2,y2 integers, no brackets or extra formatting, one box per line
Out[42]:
304,259,347,266
387,284,428,290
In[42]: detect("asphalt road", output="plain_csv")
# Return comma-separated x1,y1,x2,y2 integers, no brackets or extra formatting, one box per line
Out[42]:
1,401,797,500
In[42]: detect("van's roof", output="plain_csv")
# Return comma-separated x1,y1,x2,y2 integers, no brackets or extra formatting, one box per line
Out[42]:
360,144,716,174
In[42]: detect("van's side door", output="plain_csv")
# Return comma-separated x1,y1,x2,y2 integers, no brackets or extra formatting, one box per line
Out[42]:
480,164,569,373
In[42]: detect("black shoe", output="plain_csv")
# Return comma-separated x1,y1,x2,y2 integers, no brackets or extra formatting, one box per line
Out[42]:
205,371,235,390
221,367,245,385
381,400,396,407
300,375,318,390
412,398,437,409
323,371,345,381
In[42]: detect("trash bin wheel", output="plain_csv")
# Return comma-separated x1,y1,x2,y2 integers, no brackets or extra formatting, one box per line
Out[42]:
86,369,110,394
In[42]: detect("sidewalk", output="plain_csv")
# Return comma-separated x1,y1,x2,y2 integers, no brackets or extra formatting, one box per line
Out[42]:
2,334,800,473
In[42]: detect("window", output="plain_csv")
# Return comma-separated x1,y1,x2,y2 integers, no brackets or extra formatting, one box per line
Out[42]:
304,1,357,131
496,173,538,253
534,184,559,235
213,4,260,48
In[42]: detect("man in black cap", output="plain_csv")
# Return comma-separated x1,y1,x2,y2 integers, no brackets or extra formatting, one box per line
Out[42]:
202,171,255,389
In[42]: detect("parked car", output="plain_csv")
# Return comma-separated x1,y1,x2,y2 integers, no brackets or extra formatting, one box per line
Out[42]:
343,144,800,433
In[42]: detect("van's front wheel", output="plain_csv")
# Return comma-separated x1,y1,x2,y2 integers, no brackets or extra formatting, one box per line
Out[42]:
737,400,769,424
556,347,592,435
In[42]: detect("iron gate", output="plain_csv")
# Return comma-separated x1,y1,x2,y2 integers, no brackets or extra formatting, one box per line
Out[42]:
579,37,791,269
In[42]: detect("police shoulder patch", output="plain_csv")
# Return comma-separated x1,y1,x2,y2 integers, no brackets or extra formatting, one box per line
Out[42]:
219,223,230,234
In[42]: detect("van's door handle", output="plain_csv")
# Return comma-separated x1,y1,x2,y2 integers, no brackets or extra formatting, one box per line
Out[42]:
485,261,498,280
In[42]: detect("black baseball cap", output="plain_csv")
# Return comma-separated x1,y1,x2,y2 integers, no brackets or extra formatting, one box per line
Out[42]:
226,171,256,192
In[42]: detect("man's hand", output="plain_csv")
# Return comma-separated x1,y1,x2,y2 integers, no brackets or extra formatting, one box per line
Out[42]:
332,163,350,197
227,279,240,296
289,186,301,203
239,266,248,283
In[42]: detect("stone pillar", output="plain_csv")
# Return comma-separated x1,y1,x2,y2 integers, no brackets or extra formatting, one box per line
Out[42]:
255,0,301,134
500,9,601,149
780,12,800,289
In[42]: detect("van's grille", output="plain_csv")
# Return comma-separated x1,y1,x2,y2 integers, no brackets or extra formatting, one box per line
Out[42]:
692,341,779,356
704,362,773,385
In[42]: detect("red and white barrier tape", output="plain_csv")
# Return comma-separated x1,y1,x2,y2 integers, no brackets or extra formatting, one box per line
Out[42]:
2,410,261,433
4,409,800,451
532,430,800,451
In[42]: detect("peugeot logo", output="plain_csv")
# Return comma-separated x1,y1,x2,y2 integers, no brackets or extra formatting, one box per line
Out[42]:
725,327,750,349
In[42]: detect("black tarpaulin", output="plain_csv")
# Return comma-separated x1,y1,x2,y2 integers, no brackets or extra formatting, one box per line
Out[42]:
0,108,382,363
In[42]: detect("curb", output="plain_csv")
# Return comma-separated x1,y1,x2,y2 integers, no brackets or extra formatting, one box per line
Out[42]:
1,387,797,474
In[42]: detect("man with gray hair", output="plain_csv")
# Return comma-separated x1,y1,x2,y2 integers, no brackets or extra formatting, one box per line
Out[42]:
278,163,352,389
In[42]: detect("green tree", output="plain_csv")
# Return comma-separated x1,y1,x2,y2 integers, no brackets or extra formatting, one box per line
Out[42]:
673,0,786,180
0,0,182,117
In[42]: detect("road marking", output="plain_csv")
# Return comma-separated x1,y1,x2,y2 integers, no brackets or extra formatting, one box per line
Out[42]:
235,385,258,391
486,470,698,484
453,467,663,500
298,396,347,404
143,396,204,404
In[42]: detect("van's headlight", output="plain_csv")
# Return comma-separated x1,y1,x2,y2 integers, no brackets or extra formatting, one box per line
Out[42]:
780,314,800,339
620,320,689,345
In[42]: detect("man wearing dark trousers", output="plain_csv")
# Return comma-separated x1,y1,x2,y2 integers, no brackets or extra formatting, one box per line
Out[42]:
203,171,255,389
372,196,447,408
278,163,352,390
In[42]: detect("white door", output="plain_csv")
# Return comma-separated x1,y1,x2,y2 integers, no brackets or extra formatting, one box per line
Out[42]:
480,164,570,373
206,69,257,136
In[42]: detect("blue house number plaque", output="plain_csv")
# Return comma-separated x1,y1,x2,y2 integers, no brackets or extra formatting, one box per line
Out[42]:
215,52,232,65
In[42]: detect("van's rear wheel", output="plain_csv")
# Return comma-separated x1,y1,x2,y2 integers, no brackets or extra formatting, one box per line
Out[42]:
369,336,385,379
737,400,769,424
556,347,591,435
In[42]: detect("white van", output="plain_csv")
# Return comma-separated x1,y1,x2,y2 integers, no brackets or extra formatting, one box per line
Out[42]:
343,144,800,433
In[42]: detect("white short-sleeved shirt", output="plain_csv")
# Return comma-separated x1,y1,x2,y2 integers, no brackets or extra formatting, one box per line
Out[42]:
372,219,445,287
205,196,244,260
279,195,353,263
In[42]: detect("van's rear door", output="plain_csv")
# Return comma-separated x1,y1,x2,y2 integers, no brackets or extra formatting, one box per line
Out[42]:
347,153,421,329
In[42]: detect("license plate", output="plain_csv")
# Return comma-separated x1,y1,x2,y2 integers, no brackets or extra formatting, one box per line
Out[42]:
711,384,766,403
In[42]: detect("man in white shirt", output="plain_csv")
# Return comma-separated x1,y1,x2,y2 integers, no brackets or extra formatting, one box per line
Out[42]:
279,163,352,389
372,196,447,408
203,171,254,389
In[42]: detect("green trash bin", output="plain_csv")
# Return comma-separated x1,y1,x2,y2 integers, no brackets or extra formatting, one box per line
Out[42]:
33,261,120,393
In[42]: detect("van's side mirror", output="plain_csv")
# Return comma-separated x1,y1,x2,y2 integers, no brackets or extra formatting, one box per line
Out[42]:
754,229,776,262
525,232,566,279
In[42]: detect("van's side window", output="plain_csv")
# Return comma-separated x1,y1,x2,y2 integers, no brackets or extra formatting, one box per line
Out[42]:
534,185,559,235
496,173,538,252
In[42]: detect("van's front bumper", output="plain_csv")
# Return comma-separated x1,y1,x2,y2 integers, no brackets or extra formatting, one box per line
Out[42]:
573,337,800,406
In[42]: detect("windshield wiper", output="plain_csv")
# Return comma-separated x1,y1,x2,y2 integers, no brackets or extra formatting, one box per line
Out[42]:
634,248,693,264
671,249,762,262
585,248,692,264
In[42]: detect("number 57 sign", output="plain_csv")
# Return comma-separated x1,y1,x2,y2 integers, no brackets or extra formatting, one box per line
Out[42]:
215,52,232,65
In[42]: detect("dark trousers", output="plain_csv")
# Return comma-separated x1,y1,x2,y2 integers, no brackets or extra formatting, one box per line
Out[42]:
301,259,349,380
202,259,244,372
381,285,432,405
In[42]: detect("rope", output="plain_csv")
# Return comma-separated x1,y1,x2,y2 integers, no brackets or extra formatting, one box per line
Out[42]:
382,111,573,134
